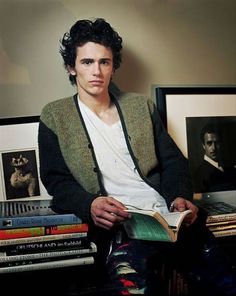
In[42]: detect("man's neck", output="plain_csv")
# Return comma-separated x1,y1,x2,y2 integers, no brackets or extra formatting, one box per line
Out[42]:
77,89,111,113
77,92,119,126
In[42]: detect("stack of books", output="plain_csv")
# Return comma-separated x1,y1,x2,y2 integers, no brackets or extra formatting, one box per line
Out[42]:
198,201,236,238
0,199,97,273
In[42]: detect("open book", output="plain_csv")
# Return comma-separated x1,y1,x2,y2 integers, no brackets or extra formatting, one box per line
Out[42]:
123,207,192,242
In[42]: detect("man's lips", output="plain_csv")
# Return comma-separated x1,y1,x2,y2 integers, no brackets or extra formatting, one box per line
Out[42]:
90,80,103,85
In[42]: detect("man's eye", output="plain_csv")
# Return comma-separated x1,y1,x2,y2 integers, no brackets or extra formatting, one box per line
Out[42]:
82,60,92,65
101,60,109,65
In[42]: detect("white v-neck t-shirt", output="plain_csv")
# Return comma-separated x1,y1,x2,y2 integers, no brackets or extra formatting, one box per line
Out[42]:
78,98,169,214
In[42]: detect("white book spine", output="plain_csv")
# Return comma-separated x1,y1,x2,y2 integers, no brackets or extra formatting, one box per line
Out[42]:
0,242,97,262
0,232,87,246
0,256,94,273
212,228,236,238
206,213,236,223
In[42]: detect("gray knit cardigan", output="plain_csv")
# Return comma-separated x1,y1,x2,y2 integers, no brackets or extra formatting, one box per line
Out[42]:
38,92,193,224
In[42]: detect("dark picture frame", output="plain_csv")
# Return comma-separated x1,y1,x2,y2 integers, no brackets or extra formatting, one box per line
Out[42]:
0,116,51,201
155,86,236,202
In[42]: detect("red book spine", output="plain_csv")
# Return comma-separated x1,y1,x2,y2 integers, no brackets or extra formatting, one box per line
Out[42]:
0,224,88,240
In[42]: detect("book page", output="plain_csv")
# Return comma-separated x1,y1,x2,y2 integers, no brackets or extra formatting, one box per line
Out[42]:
161,210,191,228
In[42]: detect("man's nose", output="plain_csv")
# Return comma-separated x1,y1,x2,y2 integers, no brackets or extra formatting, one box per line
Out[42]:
93,63,101,75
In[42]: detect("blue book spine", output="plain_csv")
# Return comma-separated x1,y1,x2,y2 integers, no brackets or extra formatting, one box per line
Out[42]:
0,214,82,229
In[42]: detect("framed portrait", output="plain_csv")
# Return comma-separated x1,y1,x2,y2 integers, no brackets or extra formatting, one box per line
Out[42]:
0,116,51,201
155,86,236,203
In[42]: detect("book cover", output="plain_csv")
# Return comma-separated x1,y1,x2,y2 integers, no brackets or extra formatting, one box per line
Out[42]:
0,236,90,255
124,208,192,242
198,202,236,223
0,232,87,246
0,223,89,240
0,213,82,229
0,256,95,273
0,242,97,263
0,199,55,217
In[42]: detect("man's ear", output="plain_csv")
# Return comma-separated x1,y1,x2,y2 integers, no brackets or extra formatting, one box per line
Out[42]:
67,66,76,76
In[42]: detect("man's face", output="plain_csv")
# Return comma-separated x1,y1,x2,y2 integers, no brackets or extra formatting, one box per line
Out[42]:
203,132,221,161
69,42,114,98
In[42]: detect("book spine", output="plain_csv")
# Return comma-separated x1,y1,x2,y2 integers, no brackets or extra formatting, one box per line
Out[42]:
0,254,90,267
212,228,236,238
0,232,87,246
0,214,82,229
0,224,88,240
0,256,94,273
208,224,236,232
206,213,236,223
0,242,97,263
1,236,90,255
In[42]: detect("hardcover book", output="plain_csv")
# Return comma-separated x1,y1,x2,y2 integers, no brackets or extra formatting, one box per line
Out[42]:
211,228,236,238
0,223,89,240
0,213,82,229
0,253,93,268
124,208,192,242
198,201,236,223
0,232,87,246
0,235,90,255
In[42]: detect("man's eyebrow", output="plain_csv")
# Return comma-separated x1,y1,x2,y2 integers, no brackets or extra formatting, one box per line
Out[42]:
80,58,94,61
100,57,112,60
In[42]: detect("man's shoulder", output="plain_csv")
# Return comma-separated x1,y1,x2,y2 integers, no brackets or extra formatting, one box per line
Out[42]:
40,96,75,117
42,96,74,111
40,95,75,125
118,91,149,101
117,92,154,109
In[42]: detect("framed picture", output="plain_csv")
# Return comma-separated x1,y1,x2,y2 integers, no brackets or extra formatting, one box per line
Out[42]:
155,86,236,202
0,116,51,201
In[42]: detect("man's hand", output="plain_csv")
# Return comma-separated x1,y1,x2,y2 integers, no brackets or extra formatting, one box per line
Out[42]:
170,197,198,225
91,196,131,230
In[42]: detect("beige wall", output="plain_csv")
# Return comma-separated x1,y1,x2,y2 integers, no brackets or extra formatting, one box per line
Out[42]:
0,0,236,118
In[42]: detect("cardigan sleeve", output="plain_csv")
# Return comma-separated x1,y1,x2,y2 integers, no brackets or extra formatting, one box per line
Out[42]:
38,118,99,223
148,100,193,205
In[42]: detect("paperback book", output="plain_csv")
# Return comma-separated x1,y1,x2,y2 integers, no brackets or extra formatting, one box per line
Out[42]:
124,207,192,242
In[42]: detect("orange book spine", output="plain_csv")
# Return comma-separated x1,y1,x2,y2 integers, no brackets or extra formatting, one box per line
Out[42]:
0,224,88,240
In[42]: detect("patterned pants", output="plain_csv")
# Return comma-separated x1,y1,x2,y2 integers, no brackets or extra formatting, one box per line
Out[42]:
106,220,236,296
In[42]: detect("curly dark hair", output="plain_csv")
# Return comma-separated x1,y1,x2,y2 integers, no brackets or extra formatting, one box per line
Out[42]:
200,123,222,144
59,18,123,85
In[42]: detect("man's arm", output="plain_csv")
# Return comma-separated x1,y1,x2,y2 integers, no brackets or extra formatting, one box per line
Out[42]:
38,119,98,222
149,100,194,205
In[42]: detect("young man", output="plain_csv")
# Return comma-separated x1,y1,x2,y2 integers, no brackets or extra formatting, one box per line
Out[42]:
194,123,236,193
38,18,236,295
